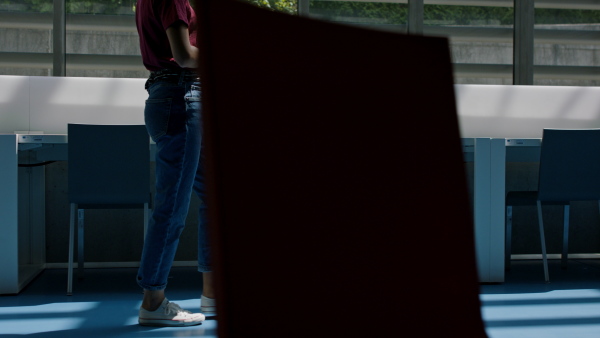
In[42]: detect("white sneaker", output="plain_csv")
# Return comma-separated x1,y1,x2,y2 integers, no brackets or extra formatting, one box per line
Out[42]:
200,295,217,316
139,298,205,326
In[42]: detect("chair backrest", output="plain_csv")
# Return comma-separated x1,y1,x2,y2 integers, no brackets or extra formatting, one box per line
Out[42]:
538,128,600,202
196,0,486,337
67,124,150,207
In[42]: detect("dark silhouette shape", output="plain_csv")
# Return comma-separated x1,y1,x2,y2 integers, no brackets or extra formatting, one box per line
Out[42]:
196,0,487,336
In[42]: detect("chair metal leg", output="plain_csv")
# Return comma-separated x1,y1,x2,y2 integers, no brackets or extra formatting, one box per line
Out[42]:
77,209,85,279
561,204,570,269
537,200,550,283
505,205,513,270
67,203,76,296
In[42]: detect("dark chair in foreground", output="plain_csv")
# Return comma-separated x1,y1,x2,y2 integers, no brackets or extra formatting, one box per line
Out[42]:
196,0,487,336
67,124,150,295
506,128,600,282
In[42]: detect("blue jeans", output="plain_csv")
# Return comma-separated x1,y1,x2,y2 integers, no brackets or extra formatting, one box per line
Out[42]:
137,73,211,291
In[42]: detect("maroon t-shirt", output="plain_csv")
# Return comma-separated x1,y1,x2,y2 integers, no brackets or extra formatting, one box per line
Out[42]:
136,0,197,71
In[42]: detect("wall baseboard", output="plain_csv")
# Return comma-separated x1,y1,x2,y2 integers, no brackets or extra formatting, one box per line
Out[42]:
511,253,600,260
42,255,600,268
44,261,198,269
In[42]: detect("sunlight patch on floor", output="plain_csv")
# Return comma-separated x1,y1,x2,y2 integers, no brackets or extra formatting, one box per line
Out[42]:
486,325,600,338
0,318,87,335
0,301,100,315
481,289,600,302
482,290,600,338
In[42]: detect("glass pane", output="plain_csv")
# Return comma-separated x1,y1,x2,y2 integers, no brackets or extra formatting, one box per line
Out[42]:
0,0,54,76
424,3,514,85
67,0,135,15
308,0,408,33
65,0,144,78
0,0,53,13
534,6,600,86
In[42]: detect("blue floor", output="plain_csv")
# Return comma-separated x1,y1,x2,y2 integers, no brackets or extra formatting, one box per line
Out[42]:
481,259,600,338
1,261,600,337
0,267,217,337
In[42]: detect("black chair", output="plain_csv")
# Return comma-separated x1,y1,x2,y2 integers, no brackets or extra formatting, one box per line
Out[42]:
195,0,487,336
505,128,600,282
67,124,150,295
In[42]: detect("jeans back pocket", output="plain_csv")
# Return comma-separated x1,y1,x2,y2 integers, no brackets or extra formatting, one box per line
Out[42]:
144,98,172,141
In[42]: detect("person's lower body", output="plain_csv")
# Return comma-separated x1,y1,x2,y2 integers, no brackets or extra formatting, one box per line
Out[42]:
136,71,213,325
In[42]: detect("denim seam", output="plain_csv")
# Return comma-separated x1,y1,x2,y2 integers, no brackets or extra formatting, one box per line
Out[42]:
150,140,187,289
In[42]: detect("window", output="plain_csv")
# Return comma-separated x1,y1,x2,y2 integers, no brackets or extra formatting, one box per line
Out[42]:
423,1,514,85
1,0,600,85
308,0,408,33
64,0,144,78
0,0,55,76
534,4,600,86
0,0,144,78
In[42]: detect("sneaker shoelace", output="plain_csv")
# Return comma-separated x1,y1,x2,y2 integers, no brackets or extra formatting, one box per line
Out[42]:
164,301,193,317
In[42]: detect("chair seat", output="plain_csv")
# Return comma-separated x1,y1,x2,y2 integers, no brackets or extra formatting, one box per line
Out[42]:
507,191,570,206
76,202,149,209
506,191,538,206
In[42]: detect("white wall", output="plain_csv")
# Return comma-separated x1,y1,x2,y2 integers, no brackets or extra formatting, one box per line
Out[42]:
456,84,600,138
0,75,146,134
5,76,600,138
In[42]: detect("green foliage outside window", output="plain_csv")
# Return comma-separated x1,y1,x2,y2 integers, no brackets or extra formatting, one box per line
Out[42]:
535,8,600,25
309,1,407,24
3,0,600,25
67,0,136,14
424,5,513,25
310,2,600,27
0,0,53,12
0,0,297,15
246,0,297,15
0,0,136,14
